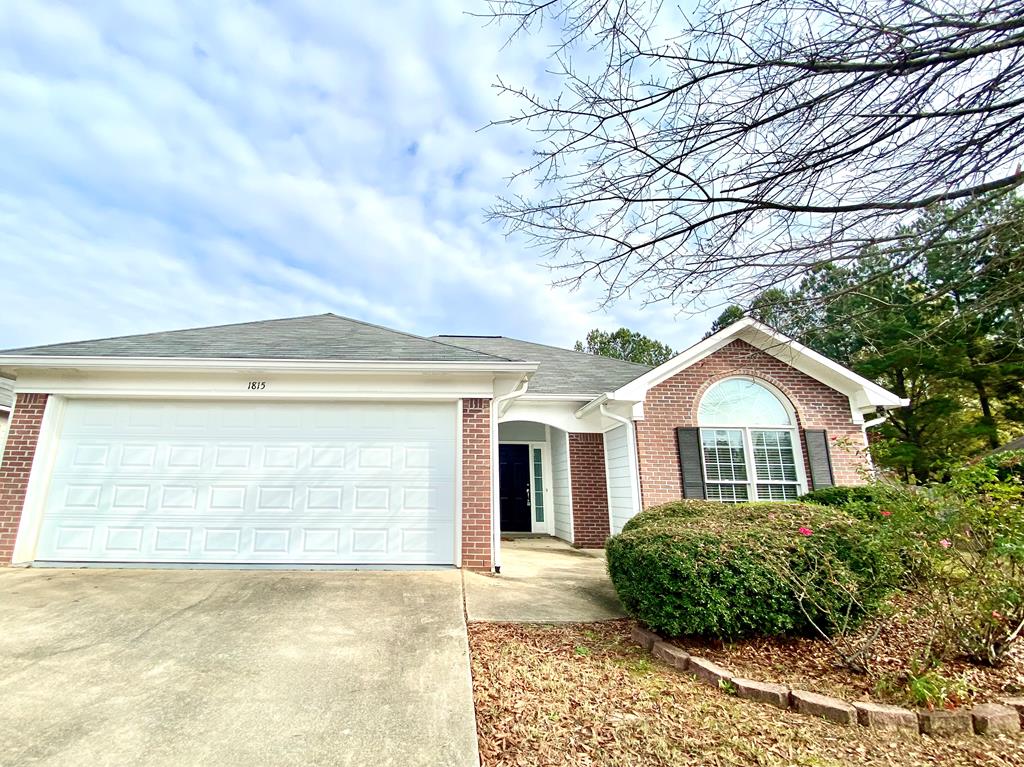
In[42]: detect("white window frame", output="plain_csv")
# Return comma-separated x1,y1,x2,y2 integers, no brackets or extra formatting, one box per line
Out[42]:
697,378,808,502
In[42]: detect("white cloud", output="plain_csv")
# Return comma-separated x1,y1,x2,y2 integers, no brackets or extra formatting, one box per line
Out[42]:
0,0,713,355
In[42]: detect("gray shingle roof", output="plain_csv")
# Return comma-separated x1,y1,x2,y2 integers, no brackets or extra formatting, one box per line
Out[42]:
0,314,512,363
433,336,651,397
0,377,12,411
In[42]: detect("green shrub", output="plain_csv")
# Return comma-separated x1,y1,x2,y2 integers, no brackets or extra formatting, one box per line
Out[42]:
954,449,1024,493
799,485,878,508
620,499,726,533
920,465,1024,665
607,500,899,640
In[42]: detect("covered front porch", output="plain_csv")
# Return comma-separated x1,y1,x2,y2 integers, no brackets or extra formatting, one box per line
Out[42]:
496,418,638,550
488,390,642,575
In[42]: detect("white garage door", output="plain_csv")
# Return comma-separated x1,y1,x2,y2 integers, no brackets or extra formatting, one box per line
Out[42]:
34,399,457,565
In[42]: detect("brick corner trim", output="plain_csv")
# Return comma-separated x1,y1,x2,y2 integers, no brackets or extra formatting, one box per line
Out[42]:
461,398,493,572
0,393,50,563
630,624,1024,737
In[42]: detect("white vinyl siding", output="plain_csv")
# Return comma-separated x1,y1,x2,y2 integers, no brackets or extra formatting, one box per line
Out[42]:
550,428,573,543
34,399,457,565
604,425,636,534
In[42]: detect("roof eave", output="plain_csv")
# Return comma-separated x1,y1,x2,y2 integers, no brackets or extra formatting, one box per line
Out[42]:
601,318,907,411
0,356,539,375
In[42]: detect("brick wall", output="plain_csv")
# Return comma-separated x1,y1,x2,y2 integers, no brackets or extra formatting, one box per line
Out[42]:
0,393,48,563
461,398,493,572
568,432,611,548
635,340,869,508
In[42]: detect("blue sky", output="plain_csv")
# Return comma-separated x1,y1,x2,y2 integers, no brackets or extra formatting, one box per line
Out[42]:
0,1,712,353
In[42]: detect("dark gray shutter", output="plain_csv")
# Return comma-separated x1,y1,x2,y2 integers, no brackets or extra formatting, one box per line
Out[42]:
676,427,707,499
804,429,835,489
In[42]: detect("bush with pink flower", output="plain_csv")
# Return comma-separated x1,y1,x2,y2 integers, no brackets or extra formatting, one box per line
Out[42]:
607,500,899,641
799,457,1024,666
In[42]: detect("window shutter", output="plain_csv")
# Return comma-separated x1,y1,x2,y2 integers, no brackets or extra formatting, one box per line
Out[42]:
676,427,707,499
804,429,835,489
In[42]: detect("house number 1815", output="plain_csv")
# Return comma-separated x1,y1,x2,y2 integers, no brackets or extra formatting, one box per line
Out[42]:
247,381,267,390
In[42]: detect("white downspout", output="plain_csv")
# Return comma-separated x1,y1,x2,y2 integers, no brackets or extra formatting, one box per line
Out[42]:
861,414,888,477
600,403,642,533
490,376,530,574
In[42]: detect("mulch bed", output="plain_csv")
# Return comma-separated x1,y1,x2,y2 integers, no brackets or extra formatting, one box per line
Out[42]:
687,593,1024,708
469,620,1023,767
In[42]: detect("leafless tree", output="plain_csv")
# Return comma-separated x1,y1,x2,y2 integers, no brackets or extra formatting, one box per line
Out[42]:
484,0,1024,312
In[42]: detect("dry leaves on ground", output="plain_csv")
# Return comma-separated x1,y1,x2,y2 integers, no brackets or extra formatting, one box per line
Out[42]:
688,594,1024,707
469,620,1023,767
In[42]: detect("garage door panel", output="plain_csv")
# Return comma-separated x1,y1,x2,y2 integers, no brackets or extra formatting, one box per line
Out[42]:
55,441,451,479
36,400,458,565
45,480,453,520
40,521,456,563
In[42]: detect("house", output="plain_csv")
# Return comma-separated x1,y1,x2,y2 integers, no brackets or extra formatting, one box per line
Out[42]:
0,376,12,461
0,314,906,571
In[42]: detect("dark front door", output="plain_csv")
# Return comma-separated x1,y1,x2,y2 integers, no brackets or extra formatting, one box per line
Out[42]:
499,444,532,532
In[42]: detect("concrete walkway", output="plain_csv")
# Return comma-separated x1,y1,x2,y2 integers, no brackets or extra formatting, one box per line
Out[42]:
463,537,625,622
0,568,478,767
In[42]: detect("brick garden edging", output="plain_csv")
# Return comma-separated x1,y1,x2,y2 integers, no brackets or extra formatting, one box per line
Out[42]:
632,625,1024,738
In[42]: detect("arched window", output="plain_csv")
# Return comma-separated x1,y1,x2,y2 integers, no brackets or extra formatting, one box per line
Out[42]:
697,378,805,502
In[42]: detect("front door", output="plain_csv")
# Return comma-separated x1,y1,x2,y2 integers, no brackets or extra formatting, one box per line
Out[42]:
499,444,532,532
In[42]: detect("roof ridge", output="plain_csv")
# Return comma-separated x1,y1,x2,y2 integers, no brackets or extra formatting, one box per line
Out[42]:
0,313,337,356
323,314,514,362
434,334,652,370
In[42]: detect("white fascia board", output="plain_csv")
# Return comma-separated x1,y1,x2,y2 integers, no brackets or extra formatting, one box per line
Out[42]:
8,367,511,401
600,318,908,410
735,325,909,409
0,355,537,375
574,393,609,418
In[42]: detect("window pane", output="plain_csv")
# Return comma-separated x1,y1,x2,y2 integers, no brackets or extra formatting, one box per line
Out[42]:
701,429,747,482
756,484,800,501
752,430,798,482
706,483,750,503
698,379,791,426
532,448,545,522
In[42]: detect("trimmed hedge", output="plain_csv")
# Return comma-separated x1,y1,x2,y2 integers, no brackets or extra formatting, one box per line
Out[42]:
620,499,725,532
799,485,878,507
607,500,898,640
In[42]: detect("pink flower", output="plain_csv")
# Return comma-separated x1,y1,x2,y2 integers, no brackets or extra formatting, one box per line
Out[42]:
992,611,1005,621
798,527,813,536
939,539,952,549
880,511,892,517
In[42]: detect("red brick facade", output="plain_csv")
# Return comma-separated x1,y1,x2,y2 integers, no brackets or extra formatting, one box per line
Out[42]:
568,432,611,548
0,393,49,563
635,340,869,508
461,398,493,571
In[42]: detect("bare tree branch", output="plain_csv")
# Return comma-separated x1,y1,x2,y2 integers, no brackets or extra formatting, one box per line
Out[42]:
485,0,1024,313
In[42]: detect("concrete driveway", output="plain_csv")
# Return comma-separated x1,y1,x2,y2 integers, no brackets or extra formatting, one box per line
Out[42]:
0,568,478,767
